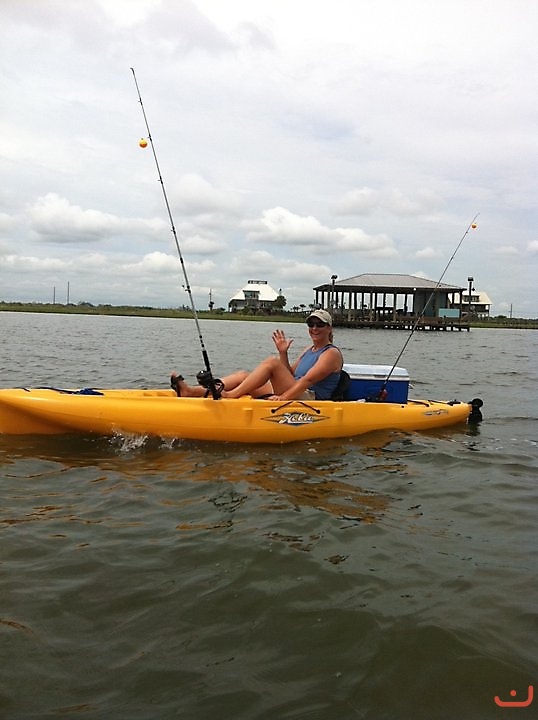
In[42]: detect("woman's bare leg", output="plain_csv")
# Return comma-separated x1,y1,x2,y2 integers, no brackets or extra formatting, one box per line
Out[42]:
171,370,260,397
222,356,295,398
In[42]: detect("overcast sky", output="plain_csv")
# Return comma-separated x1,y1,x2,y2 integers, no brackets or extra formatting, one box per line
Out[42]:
1,0,536,316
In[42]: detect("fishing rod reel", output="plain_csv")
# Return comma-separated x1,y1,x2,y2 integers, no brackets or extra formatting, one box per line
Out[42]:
196,370,224,399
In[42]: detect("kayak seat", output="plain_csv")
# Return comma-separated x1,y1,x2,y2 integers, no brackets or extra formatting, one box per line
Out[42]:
330,369,351,401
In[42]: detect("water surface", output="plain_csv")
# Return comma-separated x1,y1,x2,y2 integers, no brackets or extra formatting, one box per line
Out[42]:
1,313,536,719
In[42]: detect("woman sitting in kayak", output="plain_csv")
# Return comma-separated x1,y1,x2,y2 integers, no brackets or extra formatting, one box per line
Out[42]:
171,309,343,401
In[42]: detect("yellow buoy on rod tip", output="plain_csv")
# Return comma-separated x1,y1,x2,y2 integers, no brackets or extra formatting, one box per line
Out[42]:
138,138,148,148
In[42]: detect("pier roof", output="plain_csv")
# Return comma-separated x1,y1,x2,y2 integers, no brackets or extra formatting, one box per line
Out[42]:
314,273,464,293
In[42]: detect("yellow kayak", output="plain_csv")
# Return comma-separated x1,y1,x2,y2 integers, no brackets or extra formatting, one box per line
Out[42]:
0,387,480,443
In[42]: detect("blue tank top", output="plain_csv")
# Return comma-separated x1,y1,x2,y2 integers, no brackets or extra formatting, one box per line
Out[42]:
294,345,342,400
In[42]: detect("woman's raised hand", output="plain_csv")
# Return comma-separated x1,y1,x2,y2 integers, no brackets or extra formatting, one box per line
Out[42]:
272,329,293,354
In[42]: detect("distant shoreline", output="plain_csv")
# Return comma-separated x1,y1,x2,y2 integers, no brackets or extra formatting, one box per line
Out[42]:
1,302,536,329
0,302,300,324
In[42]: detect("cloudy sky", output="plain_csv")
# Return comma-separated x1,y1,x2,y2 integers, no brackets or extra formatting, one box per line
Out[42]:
1,0,536,316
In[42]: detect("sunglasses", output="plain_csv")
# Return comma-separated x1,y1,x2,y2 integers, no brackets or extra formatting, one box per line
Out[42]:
307,320,329,328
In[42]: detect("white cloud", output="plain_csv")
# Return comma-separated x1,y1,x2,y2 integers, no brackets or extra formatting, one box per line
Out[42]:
0,213,15,234
331,188,379,216
335,228,396,256
25,194,168,245
180,234,227,255
0,253,68,273
172,174,244,216
246,207,335,245
415,246,442,259
245,207,396,257
27,194,120,243
495,246,520,256
332,188,442,217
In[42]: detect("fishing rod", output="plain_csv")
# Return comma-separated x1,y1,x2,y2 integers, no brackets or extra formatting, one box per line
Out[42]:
130,67,221,400
376,213,480,400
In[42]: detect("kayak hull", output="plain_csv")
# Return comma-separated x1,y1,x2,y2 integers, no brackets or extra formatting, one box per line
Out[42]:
0,388,473,443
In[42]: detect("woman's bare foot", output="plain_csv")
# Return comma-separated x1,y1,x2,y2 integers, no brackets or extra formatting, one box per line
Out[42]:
170,372,206,397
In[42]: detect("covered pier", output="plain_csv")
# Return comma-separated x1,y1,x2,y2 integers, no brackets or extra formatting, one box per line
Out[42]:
314,273,470,331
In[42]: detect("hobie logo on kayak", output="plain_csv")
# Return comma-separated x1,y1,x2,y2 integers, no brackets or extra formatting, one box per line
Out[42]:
263,411,328,426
